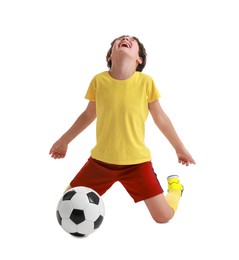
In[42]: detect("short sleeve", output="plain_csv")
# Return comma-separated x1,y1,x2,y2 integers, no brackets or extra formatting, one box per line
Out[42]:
85,76,96,101
147,78,161,103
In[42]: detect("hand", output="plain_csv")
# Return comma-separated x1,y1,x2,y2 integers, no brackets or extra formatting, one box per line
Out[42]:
49,139,68,159
176,148,196,166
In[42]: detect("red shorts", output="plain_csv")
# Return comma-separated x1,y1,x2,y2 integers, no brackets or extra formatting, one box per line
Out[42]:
70,157,163,203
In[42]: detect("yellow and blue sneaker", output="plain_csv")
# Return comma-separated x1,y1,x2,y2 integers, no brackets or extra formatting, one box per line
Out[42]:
167,175,184,196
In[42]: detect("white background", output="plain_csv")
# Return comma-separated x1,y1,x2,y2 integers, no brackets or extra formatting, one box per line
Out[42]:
1,0,238,259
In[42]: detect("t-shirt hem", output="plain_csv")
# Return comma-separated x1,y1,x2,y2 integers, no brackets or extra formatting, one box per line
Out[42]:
91,155,152,165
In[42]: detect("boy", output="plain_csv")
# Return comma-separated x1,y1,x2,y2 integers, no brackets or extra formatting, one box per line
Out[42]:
49,35,195,223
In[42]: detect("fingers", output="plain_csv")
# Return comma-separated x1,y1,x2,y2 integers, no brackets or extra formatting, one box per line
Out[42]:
52,153,65,159
49,143,67,159
50,150,65,159
178,159,188,166
178,158,195,166
191,158,196,164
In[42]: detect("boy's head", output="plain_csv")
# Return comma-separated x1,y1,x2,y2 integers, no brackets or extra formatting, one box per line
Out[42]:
106,35,147,72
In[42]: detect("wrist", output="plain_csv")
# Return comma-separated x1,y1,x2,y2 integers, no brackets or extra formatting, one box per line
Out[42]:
59,135,71,145
175,144,186,154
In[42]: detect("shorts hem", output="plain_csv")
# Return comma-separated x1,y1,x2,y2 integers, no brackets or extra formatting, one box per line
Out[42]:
133,190,164,203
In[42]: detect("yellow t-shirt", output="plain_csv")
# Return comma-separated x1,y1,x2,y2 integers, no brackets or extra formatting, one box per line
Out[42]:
85,71,160,165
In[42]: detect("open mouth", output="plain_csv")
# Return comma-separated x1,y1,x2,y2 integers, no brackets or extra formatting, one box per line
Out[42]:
118,41,131,48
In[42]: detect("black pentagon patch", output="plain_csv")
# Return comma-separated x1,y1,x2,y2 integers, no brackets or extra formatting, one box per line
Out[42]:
94,215,103,229
87,192,100,205
70,209,85,224
56,210,62,225
70,232,85,237
63,190,76,201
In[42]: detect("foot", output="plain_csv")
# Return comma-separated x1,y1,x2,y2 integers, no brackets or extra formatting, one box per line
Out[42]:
167,175,184,196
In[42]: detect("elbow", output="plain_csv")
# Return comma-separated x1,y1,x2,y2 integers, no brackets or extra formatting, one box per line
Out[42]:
85,110,96,123
152,114,166,129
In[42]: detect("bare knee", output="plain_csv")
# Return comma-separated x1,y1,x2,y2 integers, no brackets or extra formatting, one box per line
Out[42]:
144,194,175,223
152,212,174,223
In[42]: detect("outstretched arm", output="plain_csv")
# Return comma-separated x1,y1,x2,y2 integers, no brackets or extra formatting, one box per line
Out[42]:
49,101,96,159
149,100,195,166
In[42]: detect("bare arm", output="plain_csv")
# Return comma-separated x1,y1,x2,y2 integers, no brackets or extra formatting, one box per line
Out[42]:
149,100,195,166
49,101,96,159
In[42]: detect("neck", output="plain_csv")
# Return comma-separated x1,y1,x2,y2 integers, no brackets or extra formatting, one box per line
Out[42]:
109,59,137,80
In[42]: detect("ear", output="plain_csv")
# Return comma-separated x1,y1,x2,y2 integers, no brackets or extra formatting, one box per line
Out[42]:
108,56,112,61
136,57,143,64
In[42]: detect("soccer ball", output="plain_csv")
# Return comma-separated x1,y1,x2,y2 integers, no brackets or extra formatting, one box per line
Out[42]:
56,186,105,237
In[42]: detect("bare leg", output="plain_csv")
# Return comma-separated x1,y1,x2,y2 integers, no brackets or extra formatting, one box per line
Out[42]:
145,175,183,223
144,194,174,223
64,185,72,192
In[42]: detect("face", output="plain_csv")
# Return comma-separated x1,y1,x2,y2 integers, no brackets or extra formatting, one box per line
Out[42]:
109,36,143,65
106,35,147,72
